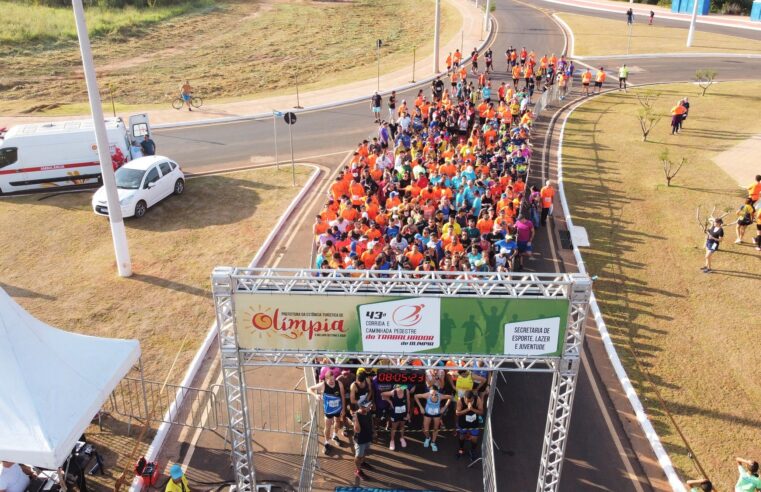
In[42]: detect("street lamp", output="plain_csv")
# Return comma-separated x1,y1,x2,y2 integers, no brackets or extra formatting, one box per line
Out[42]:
72,0,132,277
686,0,699,47
433,0,441,74
376,39,382,92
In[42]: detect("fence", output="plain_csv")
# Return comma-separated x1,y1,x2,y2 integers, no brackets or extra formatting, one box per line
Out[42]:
244,386,312,435
107,376,219,431
298,368,321,492
479,378,499,492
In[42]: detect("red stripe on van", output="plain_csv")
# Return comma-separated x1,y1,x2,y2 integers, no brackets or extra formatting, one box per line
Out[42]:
0,161,101,175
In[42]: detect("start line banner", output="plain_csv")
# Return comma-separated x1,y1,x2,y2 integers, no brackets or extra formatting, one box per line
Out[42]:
233,293,569,357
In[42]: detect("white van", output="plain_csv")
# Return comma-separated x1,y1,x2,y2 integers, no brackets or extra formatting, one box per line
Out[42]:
0,114,150,193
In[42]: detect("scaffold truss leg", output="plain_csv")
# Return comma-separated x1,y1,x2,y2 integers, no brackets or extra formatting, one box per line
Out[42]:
536,274,592,492
213,268,256,492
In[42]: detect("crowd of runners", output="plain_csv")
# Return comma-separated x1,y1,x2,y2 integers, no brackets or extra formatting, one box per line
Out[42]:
307,363,491,481
314,46,576,276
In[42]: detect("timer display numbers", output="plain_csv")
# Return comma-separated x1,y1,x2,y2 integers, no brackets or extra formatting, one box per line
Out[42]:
376,370,425,386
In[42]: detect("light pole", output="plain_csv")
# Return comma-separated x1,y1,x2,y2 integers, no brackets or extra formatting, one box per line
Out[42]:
376,39,382,92
433,0,441,74
273,110,281,169
687,0,699,47
72,0,132,277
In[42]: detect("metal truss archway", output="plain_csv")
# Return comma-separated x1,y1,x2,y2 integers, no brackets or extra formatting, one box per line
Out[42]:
211,267,593,492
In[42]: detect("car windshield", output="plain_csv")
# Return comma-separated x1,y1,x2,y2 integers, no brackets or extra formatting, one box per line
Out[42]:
115,167,145,189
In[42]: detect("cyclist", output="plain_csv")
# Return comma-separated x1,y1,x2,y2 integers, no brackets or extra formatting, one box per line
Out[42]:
308,367,346,454
415,385,452,452
180,80,193,111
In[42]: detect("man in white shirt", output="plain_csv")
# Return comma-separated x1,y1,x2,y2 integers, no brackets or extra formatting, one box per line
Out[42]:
0,462,36,492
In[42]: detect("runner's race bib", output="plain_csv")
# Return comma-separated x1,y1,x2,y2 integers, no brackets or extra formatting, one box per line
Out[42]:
324,394,341,414
465,413,477,423
394,405,407,414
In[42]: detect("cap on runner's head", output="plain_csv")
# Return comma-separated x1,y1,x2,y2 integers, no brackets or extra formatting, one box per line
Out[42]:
170,464,183,480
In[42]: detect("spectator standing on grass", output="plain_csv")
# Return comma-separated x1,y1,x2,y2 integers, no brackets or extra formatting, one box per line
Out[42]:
626,8,634,25
735,457,761,492
678,97,690,130
685,478,713,491
670,101,687,135
748,174,761,205
140,134,156,156
702,217,723,273
735,197,755,244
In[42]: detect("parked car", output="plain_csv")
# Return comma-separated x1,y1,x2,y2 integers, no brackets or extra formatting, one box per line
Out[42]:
91,155,184,219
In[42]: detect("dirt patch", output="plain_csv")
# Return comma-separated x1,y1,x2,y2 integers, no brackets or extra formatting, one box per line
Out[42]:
712,133,761,187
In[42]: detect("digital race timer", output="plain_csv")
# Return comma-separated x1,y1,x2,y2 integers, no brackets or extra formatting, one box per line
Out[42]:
375,369,425,386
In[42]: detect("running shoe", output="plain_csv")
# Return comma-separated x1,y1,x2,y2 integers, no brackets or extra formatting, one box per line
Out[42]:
389,441,396,451
423,437,431,448
400,437,407,448
456,448,464,459
355,469,368,480
431,442,438,452
323,443,332,454
342,428,350,437
332,435,340,444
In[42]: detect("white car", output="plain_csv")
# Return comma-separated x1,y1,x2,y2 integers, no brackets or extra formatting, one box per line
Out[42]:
92,155,185,218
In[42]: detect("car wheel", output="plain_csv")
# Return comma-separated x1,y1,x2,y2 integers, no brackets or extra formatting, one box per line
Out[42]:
134,200,147,218
174,178,185,195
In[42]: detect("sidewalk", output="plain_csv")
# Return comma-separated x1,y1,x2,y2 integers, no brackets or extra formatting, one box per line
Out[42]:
0,0,487,129
540,0,761,31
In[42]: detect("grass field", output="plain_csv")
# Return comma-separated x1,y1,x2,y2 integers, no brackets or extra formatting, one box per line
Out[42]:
562,82,760,489
0,165,311,488
0,0,213,45
1,0,459,115
559,12,761,56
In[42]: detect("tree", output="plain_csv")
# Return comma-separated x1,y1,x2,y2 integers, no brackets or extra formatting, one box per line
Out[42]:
695,69,718,96
635,91,662,142
659,148,686,187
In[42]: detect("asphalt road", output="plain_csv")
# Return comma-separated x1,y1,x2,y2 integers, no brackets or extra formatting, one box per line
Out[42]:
150,0,761,490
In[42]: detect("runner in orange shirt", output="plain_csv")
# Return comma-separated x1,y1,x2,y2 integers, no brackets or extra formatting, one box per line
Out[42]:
594,67,606,94
581,68,592,96
540,180,555,226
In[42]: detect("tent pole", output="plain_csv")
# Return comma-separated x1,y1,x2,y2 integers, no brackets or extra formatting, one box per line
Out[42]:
138,359,150,424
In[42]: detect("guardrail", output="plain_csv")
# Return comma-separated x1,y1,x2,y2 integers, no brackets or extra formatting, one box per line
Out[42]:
107,376,219,431
244,386,312,435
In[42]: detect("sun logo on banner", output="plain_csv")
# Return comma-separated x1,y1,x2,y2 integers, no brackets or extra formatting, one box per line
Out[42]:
244,304,276,340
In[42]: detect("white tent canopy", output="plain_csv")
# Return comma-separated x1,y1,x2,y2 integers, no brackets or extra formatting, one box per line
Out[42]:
0,287,140,469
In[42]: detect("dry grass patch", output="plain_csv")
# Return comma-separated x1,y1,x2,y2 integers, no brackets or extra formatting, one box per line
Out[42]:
559,12,761,56
0,165,310,489
562,82,760,489
1,0,459,115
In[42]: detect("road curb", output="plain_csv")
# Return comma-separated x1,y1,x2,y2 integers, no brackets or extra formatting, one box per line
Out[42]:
554,92,686,492
538,0,761,32
128,163,322,492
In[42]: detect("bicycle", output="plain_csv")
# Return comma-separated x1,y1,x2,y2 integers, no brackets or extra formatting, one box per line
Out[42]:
172,94,203,110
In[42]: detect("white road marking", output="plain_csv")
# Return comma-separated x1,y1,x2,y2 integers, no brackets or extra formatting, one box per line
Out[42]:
543,99,645,492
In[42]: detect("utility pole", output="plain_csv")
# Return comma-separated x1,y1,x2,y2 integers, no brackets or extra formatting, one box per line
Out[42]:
288,121,295,187
687,0,699,47
273,110,281,169
72,0,131,277
433,0,441,74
